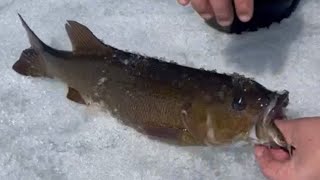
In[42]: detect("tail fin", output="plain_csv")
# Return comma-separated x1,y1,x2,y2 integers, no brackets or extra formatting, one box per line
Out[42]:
17,14,49,51
12,48,48,77
13,14,51,77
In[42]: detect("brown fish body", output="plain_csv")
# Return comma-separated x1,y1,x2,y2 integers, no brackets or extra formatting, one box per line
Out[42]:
13,15,292,149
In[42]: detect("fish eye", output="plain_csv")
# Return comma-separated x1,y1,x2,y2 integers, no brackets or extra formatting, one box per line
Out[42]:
232,96,247,111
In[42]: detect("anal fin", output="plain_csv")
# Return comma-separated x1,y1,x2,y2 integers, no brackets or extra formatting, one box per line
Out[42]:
67,87,86,105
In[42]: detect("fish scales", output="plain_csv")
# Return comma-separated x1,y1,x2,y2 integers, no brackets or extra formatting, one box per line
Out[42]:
12,15,295,153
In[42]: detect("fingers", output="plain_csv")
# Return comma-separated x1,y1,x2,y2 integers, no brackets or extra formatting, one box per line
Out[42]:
209,0,234,26
254,145,291,179
177,0,255,26
177,0,191,6
234,0,254,22
190,0,215,20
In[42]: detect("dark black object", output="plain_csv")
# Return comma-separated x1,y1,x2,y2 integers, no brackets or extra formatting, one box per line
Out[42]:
205,0,301,34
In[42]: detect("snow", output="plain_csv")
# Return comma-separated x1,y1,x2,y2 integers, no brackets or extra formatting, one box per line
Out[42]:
0,0,318,179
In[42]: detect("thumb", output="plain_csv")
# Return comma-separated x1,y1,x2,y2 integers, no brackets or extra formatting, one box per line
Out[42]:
274,120,295,147
254,145,292,179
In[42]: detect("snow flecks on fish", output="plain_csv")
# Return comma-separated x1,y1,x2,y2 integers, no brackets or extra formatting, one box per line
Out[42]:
12,15,293,155
123,59,129,65
97,77,108,86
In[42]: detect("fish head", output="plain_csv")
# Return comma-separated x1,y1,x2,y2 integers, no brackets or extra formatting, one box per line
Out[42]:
230,78,290,150
181,76,290,148
228,77,290,150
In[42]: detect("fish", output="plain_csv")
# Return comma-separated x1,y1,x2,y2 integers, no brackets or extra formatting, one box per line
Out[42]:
205,0,301,34
12,14,294,154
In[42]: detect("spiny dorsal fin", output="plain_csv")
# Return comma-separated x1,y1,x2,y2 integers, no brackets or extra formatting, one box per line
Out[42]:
65,20,112,56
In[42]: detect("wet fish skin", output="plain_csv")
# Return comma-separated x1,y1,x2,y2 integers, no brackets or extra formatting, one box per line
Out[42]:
12,14,291,150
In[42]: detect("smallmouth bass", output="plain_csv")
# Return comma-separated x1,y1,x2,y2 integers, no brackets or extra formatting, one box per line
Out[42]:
12,15,294,154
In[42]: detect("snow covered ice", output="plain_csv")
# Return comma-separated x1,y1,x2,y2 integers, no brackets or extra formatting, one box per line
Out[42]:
0,0,319,179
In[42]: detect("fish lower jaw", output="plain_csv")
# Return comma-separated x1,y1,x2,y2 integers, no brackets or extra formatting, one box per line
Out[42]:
248,130,283,148
247,126,271,146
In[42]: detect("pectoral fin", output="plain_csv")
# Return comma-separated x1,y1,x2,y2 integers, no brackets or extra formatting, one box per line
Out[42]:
67,87,86,105
181,106,218,145
181,109,207,145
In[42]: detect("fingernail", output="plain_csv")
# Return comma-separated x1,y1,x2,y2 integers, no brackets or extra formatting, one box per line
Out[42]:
200,13,214,20
239,14,251,22
217,19,232,27
215,14,233,27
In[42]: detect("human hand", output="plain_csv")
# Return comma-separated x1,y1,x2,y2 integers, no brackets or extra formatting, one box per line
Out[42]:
177,0,254,26
254,117,320,180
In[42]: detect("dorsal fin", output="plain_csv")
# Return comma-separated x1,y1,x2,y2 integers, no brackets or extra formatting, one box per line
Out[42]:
65,20,112,56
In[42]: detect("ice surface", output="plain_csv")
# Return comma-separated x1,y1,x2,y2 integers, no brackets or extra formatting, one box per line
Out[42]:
0,0,319,179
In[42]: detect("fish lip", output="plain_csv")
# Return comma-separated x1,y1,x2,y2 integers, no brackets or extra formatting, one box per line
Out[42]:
276,90,289,108
270,90,289,121
261,90,289,123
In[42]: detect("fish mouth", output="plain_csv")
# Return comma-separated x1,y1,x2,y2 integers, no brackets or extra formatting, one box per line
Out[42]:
259,90,295,154
250,90,290,146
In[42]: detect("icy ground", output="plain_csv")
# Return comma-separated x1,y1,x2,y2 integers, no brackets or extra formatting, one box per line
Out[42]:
0,0,319,179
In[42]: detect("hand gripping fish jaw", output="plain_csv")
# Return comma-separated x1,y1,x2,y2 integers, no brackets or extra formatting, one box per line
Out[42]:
251,90,295,157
